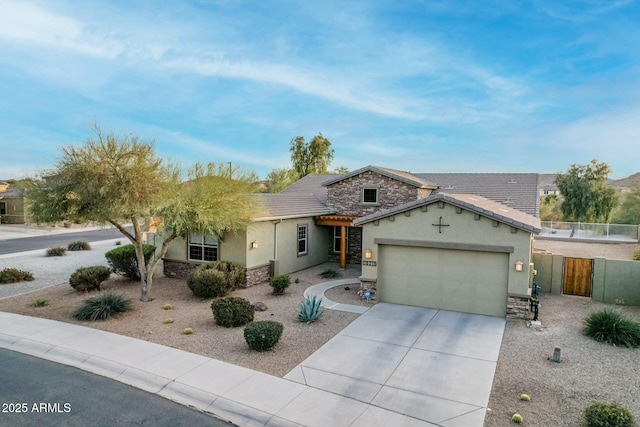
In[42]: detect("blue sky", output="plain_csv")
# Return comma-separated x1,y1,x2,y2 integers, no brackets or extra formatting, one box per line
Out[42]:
1,0,639,180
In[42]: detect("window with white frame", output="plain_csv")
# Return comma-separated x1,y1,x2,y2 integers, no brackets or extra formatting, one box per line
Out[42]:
333,226,348,253
297,224,308,256
189,233,218,262
362,187,379,204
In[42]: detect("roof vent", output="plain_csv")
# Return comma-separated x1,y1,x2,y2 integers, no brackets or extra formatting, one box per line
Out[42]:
507,180,517,184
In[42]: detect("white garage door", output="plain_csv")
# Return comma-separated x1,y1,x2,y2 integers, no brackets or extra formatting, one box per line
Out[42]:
378,245,509,317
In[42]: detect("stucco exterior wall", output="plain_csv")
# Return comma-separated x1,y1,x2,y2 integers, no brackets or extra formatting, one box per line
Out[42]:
326,171,428,216
0,197,26,224
359,202,534,297
270,218,330,275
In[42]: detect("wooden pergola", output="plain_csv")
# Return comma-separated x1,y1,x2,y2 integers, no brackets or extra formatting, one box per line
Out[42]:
315,215,359,268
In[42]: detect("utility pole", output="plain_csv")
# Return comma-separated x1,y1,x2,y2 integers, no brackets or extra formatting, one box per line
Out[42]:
227,162,232,178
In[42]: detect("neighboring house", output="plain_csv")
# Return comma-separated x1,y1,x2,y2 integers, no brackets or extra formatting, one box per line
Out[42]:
538,173,560,197
0,184,27,224
164,165,541,318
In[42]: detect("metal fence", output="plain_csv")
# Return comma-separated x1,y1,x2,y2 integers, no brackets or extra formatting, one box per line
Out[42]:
539,221,639,243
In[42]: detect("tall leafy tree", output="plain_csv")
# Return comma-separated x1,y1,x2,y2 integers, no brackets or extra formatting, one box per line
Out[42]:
263,168,295,193
28,125,258,301
554,159,618,222
289,133,334,180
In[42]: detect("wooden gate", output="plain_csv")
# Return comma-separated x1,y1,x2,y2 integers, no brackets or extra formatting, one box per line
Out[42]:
563,257,593,297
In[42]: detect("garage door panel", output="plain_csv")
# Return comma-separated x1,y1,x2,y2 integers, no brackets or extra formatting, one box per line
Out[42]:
378,246,508,317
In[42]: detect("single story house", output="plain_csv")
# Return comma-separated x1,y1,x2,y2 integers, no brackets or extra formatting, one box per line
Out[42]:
0,184,27,224
163,166,541,318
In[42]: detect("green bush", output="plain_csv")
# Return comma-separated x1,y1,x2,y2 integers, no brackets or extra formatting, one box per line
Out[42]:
210,297,254,327
68,240,92,251
104,244,155,280
33,298,48,307
69,266,112,292
269,274,291,295
298,295,324,323
187,261,245,299
319,268,341,279
584,309,640,348
585,402,635,427
46,246,67,257
0,268,35,284
244,321,284,351
73,293,132,321
633,246,640,261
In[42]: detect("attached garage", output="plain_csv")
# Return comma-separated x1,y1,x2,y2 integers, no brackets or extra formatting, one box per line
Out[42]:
354,193,541,318
378,245,509,317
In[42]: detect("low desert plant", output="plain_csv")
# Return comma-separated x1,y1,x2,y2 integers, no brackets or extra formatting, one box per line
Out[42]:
633,246,640,261
584,402,635,427
69,266,112,292
0,268,35,284
584,309,640,348
511,413,523,424
319,268,341,279
73,293,132,321
210,297,254,327
187,261,245,299
164,318,174,324
298,295,324,323
163,304,173,310
33,298,48,307
244,321,284,351
269,274,291,295
183,328,193,334
520,394,531,401
46,246,67,257
104,244,155,280
67,240,92,251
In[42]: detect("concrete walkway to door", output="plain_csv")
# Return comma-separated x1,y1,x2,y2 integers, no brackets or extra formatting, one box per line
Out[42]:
285,303,505,427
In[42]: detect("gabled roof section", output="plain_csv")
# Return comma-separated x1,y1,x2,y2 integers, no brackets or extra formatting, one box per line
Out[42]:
416,173,540,216
251,193,334,221
280,173,344,197
322,166,438,189
353,192,541,234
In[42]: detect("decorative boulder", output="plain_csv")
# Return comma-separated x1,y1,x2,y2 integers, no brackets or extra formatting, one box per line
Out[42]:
254,302,268,312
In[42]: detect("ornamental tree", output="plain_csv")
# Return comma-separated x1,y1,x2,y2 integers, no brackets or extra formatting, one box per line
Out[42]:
28,125,258,301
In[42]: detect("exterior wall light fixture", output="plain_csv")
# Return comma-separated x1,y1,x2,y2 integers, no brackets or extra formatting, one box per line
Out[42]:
251,241,259,249
515,261,524,272
364,249,373,259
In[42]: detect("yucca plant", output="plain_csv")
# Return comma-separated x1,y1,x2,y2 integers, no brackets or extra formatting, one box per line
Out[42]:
298,295,325,323
584,309,640,348
73,293,132,321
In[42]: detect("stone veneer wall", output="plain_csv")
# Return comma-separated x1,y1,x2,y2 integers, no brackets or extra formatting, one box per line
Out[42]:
359,278,377,302
163,259,266,288
328,227,363,265
327,171,427,216
246,264,270,287
507,296,530,319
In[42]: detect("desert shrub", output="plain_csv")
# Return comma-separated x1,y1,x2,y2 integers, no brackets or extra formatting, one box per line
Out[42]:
69,266,112,292
319,268,341,279
633,246,640,261
584,309,640,348
68,240,92,251
269,274,290,295
73,293,132,321
210,297,254,327
0,268,35,284
585,402,635,427
298,295,324,323
244,321,284,351
33,298,48,307
104,244,155,280
46,246,67,257
187,261,245,298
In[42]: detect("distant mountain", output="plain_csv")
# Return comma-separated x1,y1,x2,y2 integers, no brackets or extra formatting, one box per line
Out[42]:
610,172,640,189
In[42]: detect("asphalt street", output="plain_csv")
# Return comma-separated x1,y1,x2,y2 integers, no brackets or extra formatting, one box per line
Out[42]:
0,348,233,427
0,228,130,255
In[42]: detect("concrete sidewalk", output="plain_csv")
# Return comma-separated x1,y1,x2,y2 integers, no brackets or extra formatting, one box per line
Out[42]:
0,311,437,427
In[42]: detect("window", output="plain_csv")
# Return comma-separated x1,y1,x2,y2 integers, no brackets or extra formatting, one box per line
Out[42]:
189,233,218,261
0,202,5,215
362,188,378,204
333,226,348,253
297,224,308,256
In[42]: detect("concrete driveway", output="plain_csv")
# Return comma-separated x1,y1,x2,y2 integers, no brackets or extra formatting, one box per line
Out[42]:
285,303,505,427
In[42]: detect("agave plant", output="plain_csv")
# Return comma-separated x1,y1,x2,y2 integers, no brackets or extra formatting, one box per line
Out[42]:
298,295,324,324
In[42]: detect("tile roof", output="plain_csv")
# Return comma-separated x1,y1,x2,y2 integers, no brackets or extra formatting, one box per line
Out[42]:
416,173,540,216
353,192,541,234
251,193,334,221
280,173,343,197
